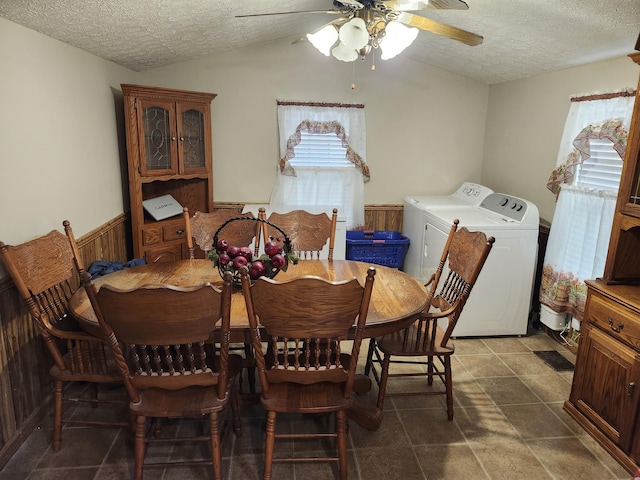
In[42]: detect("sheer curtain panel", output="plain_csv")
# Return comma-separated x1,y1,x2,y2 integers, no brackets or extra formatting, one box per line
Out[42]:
540,92,634,322
270,102,369,230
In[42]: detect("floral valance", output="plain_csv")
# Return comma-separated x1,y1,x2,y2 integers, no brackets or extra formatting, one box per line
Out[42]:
546,119,628,196
279,120,370,182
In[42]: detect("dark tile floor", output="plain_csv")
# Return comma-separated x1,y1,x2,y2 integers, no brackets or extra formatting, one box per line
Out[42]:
0,332,633,480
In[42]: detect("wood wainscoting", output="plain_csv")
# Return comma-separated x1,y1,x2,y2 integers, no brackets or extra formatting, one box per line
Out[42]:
363,204,403,232
0,204,402,468
216,203,405,233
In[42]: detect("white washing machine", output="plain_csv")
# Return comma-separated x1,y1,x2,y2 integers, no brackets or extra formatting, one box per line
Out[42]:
419,193,539,337
403,182,494,281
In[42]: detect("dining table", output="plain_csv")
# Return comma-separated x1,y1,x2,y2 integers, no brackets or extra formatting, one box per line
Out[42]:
70,258,429,430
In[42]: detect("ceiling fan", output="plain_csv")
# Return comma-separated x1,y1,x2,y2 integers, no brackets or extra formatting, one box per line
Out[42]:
236,0,483,63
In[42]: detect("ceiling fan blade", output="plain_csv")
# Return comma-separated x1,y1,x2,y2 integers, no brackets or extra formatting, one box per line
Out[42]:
398,12,482,46
236,10,344,18
335,0,365,8
291,17,350,45
381,0,468,10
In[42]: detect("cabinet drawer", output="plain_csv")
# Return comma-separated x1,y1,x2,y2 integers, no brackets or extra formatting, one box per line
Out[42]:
163,222,187,241
142,226,162,246
588,292,640,349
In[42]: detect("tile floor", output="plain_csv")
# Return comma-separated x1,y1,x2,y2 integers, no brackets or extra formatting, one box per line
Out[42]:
0,331,633,480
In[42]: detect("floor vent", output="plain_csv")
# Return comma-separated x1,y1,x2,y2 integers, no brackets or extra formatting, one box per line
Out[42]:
533,350,574,371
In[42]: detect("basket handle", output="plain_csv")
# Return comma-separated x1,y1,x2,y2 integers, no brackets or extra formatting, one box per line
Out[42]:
212,216,292,254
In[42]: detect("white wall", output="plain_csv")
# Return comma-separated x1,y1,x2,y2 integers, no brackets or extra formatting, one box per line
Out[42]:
137,38,489,205
483,56,639,222
1,15,637,249
0,18,137,246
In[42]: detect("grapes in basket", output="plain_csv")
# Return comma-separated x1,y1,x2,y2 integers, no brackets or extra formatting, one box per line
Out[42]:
209,238,298,281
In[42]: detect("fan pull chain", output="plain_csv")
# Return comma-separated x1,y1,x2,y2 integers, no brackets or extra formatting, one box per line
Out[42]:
352,61,356,90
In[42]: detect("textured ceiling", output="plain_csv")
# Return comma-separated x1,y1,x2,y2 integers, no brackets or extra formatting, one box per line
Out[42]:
1,0,639,84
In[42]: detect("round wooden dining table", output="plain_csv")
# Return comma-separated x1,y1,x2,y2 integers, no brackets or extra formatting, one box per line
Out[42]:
69,258,429,430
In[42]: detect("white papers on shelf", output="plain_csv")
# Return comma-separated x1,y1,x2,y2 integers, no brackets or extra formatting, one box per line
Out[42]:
142,194,183,221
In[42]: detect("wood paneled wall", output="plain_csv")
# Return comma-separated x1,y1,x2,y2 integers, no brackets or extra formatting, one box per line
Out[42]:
0,205,402,467
216,203,405,233
363,204,403,232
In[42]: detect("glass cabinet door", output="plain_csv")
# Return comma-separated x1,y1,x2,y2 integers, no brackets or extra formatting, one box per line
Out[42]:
177,103,209,173
138,99,178,176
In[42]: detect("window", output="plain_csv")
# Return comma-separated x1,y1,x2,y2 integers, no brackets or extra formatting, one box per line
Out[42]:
289,131,352,169
574,138,623,191
271,102,369,229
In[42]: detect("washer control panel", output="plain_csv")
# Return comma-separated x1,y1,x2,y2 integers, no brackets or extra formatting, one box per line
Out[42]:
452,182,494,202
480,193,528,222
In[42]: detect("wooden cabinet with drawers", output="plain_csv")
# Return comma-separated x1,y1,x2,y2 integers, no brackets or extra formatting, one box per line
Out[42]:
565,280,640,473
121,84,216,262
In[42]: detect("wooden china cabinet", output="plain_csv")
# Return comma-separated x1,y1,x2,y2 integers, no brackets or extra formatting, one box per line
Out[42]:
564,51,640,475
121,84,216,263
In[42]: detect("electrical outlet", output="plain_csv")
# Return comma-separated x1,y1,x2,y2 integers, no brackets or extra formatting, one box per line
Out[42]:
571,317,581,331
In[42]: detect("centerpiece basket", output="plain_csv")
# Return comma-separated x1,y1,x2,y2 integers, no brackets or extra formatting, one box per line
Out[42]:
211,216,296,286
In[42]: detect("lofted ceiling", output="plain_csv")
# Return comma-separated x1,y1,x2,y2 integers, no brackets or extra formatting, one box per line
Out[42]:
1,0,639,84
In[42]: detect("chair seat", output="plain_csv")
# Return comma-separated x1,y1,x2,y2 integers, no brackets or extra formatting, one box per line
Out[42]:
130,354,243,418
376,324,455,357
262,382,353,414
131,385,231,418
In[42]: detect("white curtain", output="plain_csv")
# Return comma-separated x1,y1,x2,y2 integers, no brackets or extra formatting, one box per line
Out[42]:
270,102,368,230
540,93,634,320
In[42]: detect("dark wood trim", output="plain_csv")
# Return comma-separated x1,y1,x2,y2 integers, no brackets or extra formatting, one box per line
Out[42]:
571,90,636,102
277,100,365,109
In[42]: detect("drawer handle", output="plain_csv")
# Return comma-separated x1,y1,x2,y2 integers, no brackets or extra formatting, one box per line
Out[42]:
607,317,624,333
629,382,636,397
176,229,185,235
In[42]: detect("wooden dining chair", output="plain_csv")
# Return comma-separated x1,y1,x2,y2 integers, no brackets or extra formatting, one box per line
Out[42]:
240,264,375,480
365,220,495,420
183,207,262,259
82,270,242,480
0,229,126,452
263,208,338,260
183,206,260,394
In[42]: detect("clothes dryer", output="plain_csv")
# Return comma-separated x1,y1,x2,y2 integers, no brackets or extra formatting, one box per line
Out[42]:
421,193,539,337
403,182,494,281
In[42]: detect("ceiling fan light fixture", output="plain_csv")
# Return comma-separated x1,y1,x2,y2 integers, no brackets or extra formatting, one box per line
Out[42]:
307,24,339,56
357,44,372,58
338,17,370,50
380,20,418,60
396,1,430,10
332,41,358,62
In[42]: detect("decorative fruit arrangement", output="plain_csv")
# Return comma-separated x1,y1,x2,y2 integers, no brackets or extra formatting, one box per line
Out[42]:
210,216,298,285
209,238,298,284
